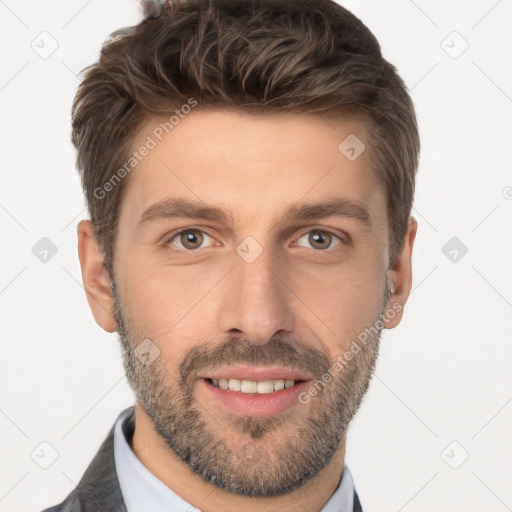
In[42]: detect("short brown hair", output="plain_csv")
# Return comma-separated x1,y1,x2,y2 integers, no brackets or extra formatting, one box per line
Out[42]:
71,0,419,272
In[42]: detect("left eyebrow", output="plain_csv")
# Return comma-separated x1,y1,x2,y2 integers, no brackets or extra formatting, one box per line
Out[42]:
280,197,372,229
138,196,372,229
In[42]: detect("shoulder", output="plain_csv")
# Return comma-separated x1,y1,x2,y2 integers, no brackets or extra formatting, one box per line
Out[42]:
40,406,134,512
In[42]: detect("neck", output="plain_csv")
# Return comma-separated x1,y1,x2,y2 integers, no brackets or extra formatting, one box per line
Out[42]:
130,402,347,512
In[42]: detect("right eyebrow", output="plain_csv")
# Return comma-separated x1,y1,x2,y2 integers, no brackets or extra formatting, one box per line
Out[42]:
139,197,232,226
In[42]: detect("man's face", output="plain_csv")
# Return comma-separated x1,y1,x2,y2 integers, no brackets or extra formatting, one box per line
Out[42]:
109,109,394,496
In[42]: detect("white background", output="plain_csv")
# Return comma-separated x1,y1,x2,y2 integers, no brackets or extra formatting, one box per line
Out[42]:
1,1,511,511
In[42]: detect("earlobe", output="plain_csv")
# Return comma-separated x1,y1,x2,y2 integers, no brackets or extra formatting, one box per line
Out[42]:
384,216,418,329
77,220,118,333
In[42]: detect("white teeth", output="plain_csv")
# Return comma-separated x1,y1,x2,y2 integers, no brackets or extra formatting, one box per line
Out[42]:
241,380,257,393
228,378,241,391
210,378,298,393
256,381,274,394
274,379,285,391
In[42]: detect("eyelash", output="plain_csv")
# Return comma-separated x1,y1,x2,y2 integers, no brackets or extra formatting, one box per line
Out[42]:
162,227,347,254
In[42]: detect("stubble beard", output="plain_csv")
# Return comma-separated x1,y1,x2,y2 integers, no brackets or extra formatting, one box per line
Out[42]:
111,274,391,496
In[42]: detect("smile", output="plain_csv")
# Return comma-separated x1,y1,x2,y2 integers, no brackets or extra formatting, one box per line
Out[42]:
201,377,311,416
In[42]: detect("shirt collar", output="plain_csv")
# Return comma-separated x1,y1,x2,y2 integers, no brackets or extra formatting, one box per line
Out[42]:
114,408,354,512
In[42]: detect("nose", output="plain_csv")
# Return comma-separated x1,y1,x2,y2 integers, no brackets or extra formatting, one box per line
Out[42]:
217,243,295,346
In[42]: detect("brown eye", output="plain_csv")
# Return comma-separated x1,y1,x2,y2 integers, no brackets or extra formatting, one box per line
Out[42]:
166,229,214,252
296,229,343,251
179,229,204,250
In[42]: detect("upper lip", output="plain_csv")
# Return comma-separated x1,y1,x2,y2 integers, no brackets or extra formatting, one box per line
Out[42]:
198,366,314,382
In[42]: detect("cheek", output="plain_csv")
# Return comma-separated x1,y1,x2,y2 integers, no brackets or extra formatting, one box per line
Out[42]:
119,262,218,355
293,261,385,351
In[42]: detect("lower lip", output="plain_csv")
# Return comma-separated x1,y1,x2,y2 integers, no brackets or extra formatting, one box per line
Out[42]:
201,378,310,416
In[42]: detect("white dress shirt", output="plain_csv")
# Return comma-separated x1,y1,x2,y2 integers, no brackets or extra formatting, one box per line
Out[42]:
114,408,355,512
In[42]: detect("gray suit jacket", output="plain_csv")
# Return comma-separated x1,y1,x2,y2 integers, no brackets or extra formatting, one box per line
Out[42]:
42,406,363,512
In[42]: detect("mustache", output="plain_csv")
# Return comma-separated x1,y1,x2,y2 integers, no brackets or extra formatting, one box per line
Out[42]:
179,336,331,384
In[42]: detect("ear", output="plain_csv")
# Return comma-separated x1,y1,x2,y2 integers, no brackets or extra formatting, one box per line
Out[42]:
77,220,118,333
384,216,418,329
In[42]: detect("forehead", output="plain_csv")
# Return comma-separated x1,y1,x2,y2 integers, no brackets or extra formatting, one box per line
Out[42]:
118,108,386,228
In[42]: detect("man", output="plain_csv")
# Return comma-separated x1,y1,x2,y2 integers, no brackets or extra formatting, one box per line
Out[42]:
43,0,419,510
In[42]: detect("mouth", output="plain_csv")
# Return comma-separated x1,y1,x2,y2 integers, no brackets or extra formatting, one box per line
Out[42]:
199,370,313,416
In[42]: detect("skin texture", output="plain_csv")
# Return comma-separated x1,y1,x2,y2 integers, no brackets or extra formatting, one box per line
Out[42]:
77,109,418,512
